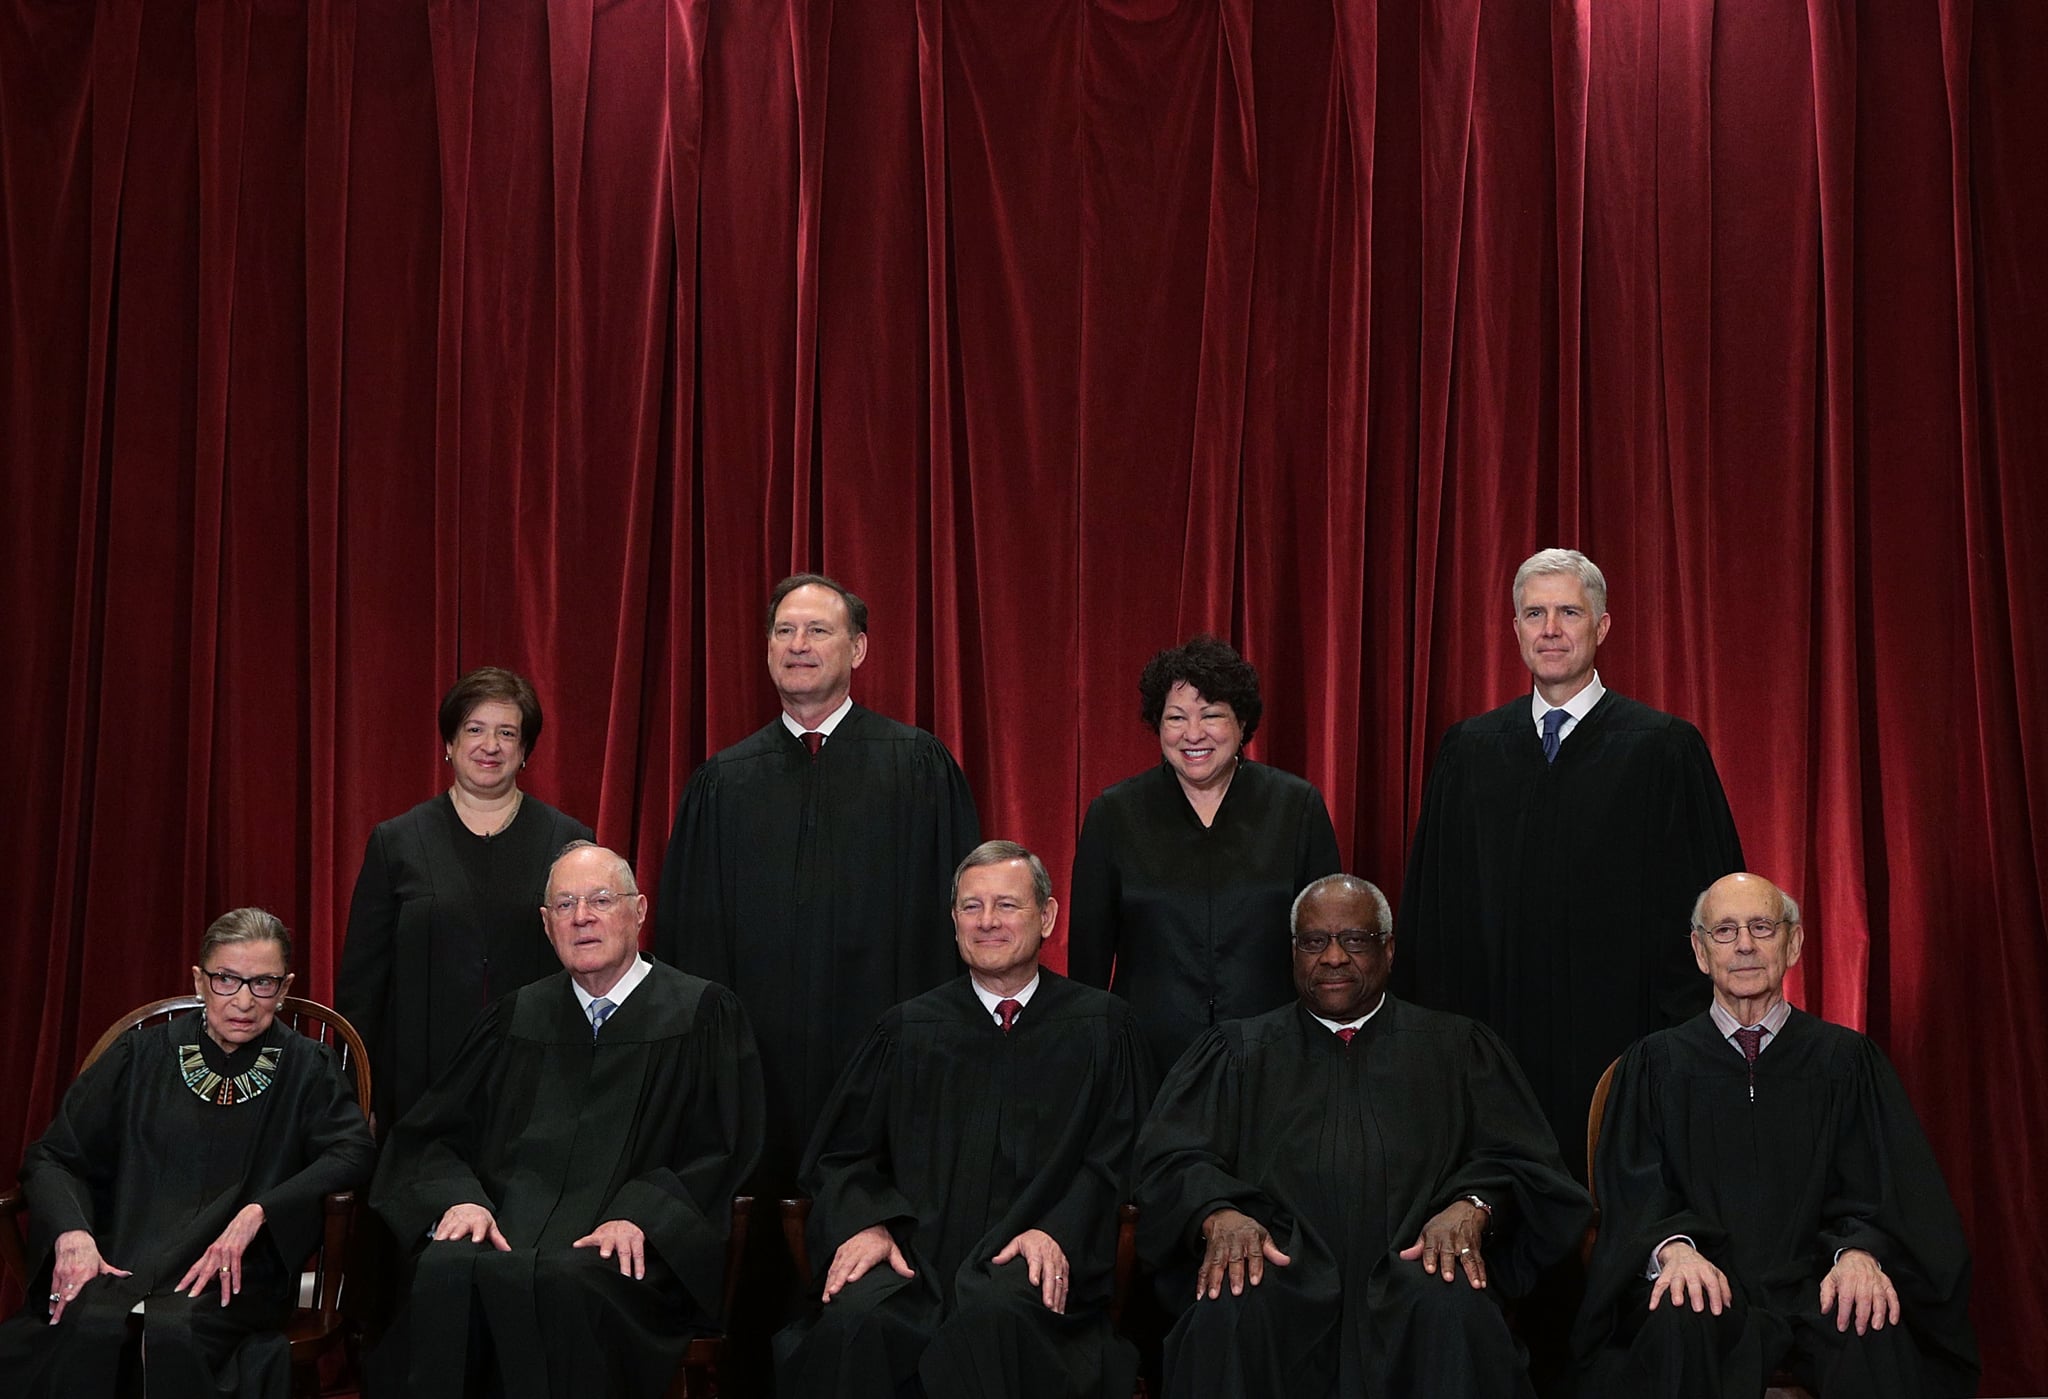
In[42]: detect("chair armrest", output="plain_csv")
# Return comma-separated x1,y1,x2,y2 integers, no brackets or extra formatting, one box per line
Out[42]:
1111,1202,1139,1328
779,1198,813,1291
717,1196,753,1327
309,1190,355,1322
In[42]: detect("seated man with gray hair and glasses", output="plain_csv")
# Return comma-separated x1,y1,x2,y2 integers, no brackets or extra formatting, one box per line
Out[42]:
1573,872,1978,1398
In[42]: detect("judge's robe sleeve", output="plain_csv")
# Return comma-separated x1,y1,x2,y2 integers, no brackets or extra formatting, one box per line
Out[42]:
655,762,727,980
1817,1041,1977,1386
247,1040,377,1268
1574,1038,1722,1367
899,743,981,998
1065,798,1120,990
600,986,766,1303
1029,1006,1156,1280
335,823,400,1085
1132,1029,1280,1268
797,1017,921,1273
18,1034,137,1260
370,997,516,1245
1392,726,1472,992
1646,727,1744,1025
1424,1021,1592,1295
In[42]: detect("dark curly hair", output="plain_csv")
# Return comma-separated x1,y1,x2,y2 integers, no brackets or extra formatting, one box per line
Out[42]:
438,666,545,756
1138,635,1262,745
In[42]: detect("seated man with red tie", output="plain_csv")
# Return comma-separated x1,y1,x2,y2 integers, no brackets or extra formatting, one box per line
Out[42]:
775,841,1155,1399
1134,874,1591,1399
1573,872,1978,1398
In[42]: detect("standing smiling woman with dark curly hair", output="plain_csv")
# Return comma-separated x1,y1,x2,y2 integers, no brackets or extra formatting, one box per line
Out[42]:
1068,636,1342,1076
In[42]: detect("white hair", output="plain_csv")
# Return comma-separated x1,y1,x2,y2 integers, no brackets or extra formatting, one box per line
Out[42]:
549,840,640,896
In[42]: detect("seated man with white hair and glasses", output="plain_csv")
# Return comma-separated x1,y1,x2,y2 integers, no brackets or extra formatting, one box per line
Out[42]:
369,840,763,1399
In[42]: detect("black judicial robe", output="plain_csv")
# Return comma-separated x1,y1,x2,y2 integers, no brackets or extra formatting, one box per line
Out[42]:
655,703,980,1181
777,972,1154,1399
369,961,763,1399
1068,761,1343,1075
0,1014,375,1399
1573,1010,1978,1397
1135,996,1592,1398
337,791,593,1129
1395,691,1743,1159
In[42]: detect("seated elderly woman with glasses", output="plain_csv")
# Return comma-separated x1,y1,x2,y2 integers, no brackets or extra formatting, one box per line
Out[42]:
0,908,375,1399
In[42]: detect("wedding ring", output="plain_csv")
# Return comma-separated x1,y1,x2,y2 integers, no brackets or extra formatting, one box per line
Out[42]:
1459,1247,1471,1256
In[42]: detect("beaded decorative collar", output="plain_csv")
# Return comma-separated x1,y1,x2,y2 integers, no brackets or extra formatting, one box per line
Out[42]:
178,1040,282,1106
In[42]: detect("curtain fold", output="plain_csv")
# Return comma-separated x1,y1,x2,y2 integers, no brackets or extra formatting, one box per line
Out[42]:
4,0,2041,1381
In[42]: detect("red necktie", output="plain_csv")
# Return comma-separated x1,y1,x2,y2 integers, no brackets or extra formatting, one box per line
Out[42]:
802,731,824,758
997,999,1022,1033
1335,1027,1356,1044
1733,1025,1764,1100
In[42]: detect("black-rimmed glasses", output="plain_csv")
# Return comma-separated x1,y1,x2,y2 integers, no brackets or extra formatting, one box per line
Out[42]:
204,970,286,998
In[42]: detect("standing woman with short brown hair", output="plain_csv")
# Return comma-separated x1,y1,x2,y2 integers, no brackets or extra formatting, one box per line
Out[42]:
336,666,592,1131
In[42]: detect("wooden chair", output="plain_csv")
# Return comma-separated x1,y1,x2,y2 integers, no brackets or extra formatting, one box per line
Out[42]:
0,994,372,1399
665,1194,755,1398
1583,1056,1813,1399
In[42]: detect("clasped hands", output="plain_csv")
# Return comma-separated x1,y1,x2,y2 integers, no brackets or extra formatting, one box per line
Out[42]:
430,1202,650,1279
1197,1199,1490,1302
1650,1241,1899,1335
822,1223,1071,1313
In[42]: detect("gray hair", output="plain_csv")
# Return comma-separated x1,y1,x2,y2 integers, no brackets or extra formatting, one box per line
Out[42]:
951,840,1054,907
550,840,640,896
1689,878,1801,931
1289,875,1393,937
198,907,293,969
1512,548,1608,617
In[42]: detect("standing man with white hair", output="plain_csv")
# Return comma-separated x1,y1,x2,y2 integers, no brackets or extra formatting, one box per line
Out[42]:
1396,548,1745,1167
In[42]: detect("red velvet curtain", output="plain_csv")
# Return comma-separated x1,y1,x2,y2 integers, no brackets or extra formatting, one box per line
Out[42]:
4,0,2042,1381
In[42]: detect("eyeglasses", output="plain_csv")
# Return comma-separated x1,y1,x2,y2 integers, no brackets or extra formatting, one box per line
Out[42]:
204,970,286,998
547,891,626,919
1695,918,1789,945
1291,931,1392,956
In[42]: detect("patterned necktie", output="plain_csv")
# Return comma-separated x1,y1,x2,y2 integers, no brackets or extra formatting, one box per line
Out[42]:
1335,1027,1357,1044
996,998,1022,1033
802,731,824,758
1541,707,1569,763
590,997,616,1042
1733,1025,1765,1099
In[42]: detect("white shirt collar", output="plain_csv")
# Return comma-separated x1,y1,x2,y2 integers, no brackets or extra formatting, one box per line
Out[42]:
571,952,653,1017
970,970,1041,1026
1709,996,1792,1050
1530,670,1605,737
1311,992,1387,1035
781,694,855,742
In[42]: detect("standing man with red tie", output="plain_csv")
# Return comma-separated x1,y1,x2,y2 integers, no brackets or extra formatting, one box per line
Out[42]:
655,572,981,1187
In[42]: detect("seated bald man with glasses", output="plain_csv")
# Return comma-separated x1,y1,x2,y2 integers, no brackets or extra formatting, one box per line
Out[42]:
368,841,763,1399
1573,872,1978,1398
